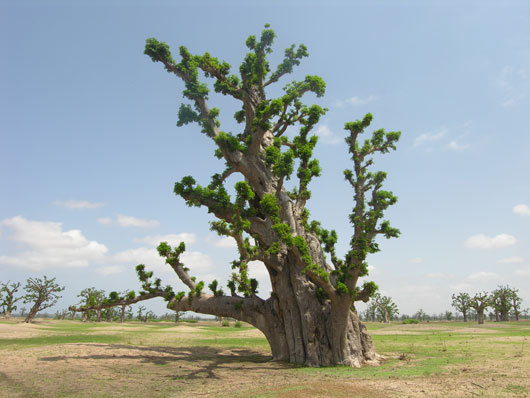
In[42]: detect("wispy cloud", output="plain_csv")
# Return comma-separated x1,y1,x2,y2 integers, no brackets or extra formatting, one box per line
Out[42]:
498,65,530,107
134,233,196,247
410,257,424,264
464,233,517,249
413,128,447,150
515,265,530,276
97,214,160,228
334,95,376,108
498,256,524,264
314,124,341,144
53,200,104,209
97,217,113,225
467,271,499,281
513,204,530,216
0,216,108,270
446,140,468,151
95,265,126,275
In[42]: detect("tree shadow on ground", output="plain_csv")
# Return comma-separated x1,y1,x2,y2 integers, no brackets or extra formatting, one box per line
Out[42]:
38,344,292,380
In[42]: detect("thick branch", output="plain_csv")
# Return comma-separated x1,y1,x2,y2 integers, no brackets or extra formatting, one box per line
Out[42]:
69,292,164,313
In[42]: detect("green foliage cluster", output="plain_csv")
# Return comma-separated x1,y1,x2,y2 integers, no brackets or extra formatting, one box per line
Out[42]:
0,281,23,315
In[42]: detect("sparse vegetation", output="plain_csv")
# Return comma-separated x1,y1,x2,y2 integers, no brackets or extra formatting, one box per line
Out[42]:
0,319,528,397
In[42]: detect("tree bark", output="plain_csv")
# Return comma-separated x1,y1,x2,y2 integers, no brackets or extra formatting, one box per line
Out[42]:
477,310,485,325
24,303,41,323
166,255,378,367
4,311,11,319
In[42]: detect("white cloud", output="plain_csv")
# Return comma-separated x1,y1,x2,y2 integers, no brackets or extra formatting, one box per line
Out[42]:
95,265,126,275
498,256,524,264
464,234,517,249
515,265,530,276
413,128,447,149
213,237,237,248
0,216,108,270
314,125,341,144
116,214,160,228
53,200,104,209
447,140,468,151
113,247,215,275
134,233,196,247
467,271,500,281
410,257,424,264
513,204,530,216
335,95,376,108
97,217,113,225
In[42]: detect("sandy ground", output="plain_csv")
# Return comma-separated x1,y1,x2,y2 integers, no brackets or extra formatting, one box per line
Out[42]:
0,320,529,397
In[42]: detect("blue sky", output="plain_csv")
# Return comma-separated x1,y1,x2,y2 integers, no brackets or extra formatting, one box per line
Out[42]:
1,0,529,316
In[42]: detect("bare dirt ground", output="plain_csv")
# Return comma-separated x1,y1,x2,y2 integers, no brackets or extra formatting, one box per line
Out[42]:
0,319,528,397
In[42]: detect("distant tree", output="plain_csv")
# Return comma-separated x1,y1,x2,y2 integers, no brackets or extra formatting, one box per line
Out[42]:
509,287,523,321
362,300,377,322
145,310,157,322
23,276,64,323
20,307,27,317
413,309,426,321
490,286,514,322
54,309,68,320
77,288,106,321
107,290,137,323
1,281,23,319
136,305,146,322
470,292,489,325
368,293,399,323
451,292,471,322
444,311,454,321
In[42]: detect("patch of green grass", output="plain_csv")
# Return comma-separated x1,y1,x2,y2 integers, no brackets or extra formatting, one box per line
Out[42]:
0,333,124,348
504,384,527,395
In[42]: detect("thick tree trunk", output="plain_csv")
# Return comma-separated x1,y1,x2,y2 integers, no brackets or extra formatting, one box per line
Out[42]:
25,304,40,323
463,311,468,322
167,258,379,367
477,310,485,325
4,311,11,319
120,306,126,323
263,264,377,367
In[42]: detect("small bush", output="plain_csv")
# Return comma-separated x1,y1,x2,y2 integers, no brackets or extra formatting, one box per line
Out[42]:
402,319,419,324
234,321,242,328
221,320,230,327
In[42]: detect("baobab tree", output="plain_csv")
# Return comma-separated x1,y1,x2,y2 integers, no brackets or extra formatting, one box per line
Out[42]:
23,276,64,323
470,292,489,325
451,292,471,322
74,26,401,367
0,281,23,319
364,293,399,323
490,286,514,322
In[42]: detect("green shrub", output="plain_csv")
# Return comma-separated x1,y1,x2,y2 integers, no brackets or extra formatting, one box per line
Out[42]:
234,321,242,328
402,318,419,324
221,320,230,327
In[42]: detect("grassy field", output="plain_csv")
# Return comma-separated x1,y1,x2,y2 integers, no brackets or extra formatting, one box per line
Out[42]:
0,319,528,397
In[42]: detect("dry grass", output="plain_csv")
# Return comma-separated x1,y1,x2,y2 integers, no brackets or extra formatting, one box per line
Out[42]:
0,318,529,397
